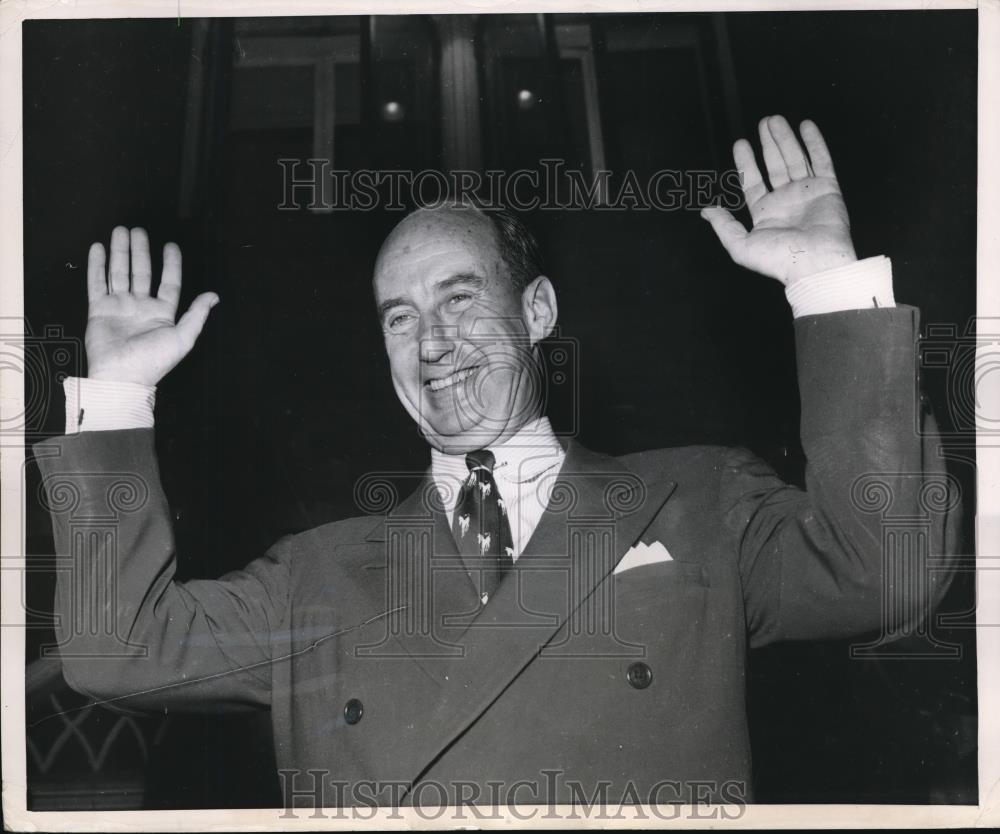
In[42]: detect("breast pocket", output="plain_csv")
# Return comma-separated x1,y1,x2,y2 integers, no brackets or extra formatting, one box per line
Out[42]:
611,560,712,648
615,559,709,591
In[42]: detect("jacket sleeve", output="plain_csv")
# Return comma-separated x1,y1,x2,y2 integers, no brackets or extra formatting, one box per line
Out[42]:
33,428,291,712
723,305,962,648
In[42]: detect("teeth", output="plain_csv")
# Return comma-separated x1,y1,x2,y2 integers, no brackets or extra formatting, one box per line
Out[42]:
428,367,478,392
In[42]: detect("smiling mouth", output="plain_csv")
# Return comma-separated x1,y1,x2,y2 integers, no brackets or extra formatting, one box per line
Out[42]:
426,365,481,392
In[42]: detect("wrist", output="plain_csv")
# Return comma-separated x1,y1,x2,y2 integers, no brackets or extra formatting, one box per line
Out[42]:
785,246,858,286
86,364,159,387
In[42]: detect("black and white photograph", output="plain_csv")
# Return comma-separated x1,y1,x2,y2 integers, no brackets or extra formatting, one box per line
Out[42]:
1,0,995,827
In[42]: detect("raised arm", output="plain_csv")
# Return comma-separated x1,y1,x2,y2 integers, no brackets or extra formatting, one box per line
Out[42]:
35,228,287,712
701,116,960,644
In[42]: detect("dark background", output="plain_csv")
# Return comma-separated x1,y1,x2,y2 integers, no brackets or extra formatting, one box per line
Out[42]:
23,10,977,808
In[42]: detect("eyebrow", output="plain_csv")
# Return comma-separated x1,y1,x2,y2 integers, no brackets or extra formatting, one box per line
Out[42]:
436,272,486,293
376,272,487,321
377,296,408,321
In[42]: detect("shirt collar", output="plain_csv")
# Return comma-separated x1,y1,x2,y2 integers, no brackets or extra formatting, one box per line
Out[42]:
430,417,565,502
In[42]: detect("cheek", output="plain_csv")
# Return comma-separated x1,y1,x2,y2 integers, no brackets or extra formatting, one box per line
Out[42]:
471,345,540,411
385,341,417,386
456,308,528,366
461,319,533,376
457,297,525,338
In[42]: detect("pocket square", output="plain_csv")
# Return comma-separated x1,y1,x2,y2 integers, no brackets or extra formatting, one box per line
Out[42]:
614,540,674,574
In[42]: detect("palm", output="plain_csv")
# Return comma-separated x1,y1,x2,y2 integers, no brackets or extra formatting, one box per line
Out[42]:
88,294,193,384
84,227,218,386
702,116,857,285
741,177,852,280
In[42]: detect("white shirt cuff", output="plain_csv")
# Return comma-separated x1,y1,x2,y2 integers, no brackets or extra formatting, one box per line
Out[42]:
64,377,156,434
785,255,896,318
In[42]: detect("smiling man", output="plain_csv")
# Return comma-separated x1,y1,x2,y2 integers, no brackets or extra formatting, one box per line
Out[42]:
36,116,960,809
374,206,557,453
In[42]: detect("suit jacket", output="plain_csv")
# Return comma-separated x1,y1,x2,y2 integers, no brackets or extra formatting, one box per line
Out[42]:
35,306,960,806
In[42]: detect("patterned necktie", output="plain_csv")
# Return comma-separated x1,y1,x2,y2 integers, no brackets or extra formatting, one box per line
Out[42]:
451,449,515,604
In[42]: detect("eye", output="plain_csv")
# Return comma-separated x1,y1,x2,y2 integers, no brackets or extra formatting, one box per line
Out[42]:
386,311,416,333
447,292,474,309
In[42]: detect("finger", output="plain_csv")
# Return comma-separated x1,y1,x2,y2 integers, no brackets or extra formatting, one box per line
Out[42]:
87,242,107,302
129,227,152,296
767,115,812,180
700,205,749,263
157,242,182,310
758,116,789,189
800,119,837,178
175,292,220,350
108,226,131,293
732,138,768,209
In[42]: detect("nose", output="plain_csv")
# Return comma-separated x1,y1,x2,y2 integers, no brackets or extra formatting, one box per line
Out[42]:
419,320,459,366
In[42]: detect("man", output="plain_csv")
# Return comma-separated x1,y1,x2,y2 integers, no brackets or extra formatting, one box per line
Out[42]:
36,115,959,807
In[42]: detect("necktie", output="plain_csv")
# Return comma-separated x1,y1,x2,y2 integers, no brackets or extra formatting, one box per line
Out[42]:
451,449,515,604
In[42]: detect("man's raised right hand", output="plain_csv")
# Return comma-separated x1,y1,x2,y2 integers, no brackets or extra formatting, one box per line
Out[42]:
85,226,219,386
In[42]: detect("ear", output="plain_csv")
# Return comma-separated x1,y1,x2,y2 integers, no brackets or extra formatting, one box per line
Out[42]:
521,275,558,346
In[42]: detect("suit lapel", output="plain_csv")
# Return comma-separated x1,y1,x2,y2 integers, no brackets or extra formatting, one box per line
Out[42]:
400,440,677,795
359,475,488,655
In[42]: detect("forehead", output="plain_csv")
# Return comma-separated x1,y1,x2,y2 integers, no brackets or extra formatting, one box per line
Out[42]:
373,208,501,300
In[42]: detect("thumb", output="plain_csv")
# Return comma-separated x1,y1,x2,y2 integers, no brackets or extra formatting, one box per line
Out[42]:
176,291,220,349
700,206,748,263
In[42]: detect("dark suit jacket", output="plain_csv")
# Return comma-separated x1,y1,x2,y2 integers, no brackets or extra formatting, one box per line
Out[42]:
35,306,960,806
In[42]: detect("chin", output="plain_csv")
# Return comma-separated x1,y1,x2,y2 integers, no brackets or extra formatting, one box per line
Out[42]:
419,412,512,454
423,422,501,451
402,381,528,451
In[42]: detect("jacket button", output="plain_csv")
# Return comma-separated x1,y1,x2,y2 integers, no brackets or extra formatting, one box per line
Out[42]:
344,698,364,725
626,662,652,689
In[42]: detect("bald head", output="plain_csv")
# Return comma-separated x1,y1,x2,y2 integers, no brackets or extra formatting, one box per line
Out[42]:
375,204,544,297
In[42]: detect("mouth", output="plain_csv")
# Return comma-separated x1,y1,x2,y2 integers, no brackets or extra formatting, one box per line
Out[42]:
425,365,481,393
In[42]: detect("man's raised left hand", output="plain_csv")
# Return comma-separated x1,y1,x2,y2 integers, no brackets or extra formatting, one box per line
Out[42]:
701,115,857,286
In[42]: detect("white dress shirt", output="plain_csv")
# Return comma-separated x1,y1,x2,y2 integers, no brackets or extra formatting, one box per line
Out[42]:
61,256,896,555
